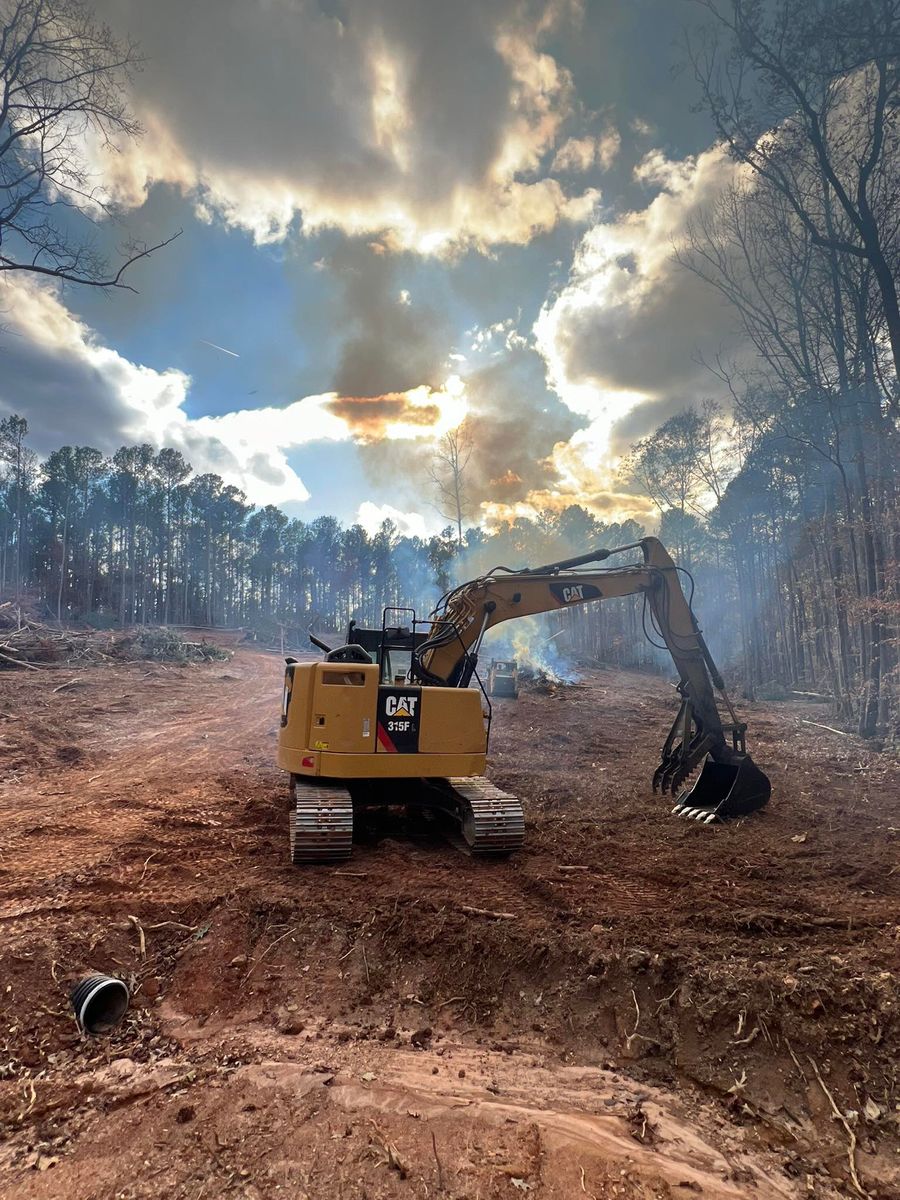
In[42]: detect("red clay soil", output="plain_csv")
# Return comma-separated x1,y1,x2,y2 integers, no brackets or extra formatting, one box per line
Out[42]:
0,649,897,1199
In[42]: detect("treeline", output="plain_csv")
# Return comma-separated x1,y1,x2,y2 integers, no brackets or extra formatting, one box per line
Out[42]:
624,1,900,739
3,400,898,735
0,418,659,666
0,422,448,632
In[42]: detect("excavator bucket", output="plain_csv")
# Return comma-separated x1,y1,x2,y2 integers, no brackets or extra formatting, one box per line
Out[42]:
672,755,771,823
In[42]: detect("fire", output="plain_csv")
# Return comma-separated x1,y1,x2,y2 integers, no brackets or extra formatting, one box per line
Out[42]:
485,615,580,686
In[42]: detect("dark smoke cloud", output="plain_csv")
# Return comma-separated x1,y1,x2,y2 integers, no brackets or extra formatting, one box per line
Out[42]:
327,241,451,398
347,340,583,520
463,343,583,505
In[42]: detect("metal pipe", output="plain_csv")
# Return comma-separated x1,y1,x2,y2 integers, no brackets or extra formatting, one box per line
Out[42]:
523,541,646,575
523,548,612,574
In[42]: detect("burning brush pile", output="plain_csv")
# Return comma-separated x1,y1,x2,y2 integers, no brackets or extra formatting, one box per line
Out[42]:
517,664,584,695
0,601,231,669
495,616,582,694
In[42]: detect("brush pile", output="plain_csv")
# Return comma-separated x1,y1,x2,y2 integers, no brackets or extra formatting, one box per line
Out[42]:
0,600,108,669
516,665,584,695
115,627,231,664
0,601,230,668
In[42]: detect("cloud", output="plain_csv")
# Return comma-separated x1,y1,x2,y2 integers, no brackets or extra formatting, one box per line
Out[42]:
88,0,598,254
477,409,659,528
0,279,466,507
325,240,453,398
325,380,466,443
457,339,584,511
552,128,620,173
357,501,428,539
534,144,743,465
481,487,657,528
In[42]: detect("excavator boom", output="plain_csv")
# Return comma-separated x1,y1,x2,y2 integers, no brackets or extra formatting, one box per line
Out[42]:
414,537,771,822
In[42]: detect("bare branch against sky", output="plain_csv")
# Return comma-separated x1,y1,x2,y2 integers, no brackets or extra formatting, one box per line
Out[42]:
0,0,176,290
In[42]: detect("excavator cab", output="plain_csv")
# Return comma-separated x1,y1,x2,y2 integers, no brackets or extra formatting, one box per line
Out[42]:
342,621,420,683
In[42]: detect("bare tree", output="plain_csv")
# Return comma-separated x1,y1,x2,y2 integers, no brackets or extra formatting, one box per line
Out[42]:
429,422,473,547
676,145,899,735
689,0,900,381
0,0,177,291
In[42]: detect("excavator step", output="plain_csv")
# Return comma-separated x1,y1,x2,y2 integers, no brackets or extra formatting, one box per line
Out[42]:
289,778,354,863
447,777,525,854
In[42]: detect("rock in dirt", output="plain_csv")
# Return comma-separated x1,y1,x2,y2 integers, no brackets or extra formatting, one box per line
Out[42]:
107,1058,136,1080
274,1007,305,1035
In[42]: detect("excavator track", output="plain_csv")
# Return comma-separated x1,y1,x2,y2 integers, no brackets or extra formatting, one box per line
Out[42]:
447,777,525,854
289,777,354,863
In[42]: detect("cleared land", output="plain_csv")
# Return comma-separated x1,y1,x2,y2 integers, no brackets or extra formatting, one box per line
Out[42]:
0,649,897,1198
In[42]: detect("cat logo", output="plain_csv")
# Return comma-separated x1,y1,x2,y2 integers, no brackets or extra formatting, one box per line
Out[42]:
384,694,418,718
378,687,422,753
550,581,602,605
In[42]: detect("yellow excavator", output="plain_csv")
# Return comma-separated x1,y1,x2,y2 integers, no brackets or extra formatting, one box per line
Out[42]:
277,537,771,862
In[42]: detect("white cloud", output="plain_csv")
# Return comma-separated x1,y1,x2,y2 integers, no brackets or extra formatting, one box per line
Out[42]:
466,144,746,522
551,127,621,173
534,145,740,465
356,501,428,538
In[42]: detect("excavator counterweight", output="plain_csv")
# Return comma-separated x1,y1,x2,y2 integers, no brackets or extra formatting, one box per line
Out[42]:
277,537,771,862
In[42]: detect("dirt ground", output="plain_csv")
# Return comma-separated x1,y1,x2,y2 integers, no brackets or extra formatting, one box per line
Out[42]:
0,649,897,1199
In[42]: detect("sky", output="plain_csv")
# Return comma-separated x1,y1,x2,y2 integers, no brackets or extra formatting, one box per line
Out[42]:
0,0,748,536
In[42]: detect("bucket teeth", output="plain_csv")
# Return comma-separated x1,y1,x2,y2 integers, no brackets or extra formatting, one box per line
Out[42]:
671,754,771,823
671,804,684,816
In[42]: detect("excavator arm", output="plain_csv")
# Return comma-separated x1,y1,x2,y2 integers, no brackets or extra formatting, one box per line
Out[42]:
413,537,771,822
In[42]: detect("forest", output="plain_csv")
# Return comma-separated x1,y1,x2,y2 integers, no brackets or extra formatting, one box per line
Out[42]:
2,1,899,740
0,421,654,666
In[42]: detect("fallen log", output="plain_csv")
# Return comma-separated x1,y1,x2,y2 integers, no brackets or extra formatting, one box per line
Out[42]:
460,904,516,920
801,719,852,737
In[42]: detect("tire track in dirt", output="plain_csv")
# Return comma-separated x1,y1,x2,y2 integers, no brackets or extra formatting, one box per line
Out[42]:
0,655,280,915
